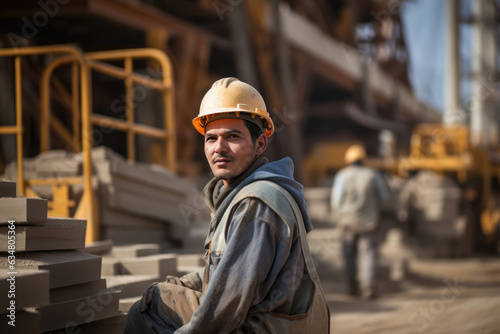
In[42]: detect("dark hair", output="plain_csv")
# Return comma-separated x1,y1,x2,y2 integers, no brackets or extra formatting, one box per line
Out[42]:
244,120,265,143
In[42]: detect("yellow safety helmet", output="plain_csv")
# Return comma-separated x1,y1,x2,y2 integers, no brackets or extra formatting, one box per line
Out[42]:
192,77,275,138
344,145,366,164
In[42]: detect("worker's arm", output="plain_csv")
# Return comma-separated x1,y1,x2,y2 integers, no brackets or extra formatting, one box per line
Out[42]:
374,171,389,202
175,198,284,333
397,179,413,222
330,172,345,211
178,268,204,292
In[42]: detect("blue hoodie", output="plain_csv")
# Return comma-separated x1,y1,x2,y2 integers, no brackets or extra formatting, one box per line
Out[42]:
177,157,315,333
212,157,312,234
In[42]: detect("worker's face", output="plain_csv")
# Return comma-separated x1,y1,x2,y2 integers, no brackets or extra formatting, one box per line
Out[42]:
205,118,267,186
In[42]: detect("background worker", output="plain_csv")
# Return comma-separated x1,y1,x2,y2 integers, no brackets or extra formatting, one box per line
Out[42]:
125,77,329,333
330,144,388,300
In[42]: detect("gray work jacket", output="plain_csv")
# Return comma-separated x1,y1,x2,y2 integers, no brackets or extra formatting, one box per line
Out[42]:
177,181,328,333
331,164,388,233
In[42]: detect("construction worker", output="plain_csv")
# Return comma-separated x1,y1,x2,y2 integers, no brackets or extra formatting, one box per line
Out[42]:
124,77,330,333
330,144,388,300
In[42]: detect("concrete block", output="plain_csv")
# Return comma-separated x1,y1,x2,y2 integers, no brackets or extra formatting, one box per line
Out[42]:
96,157,192,192
0,197,47,225
101,226,168,244
101,258,120,276
105,275,157,298
0,180,16,197
97,159,209,225
177,265,204,277
37,290,120,333
111,244,160,258
0,218,86,252
100,207,167,228
54,312,127,334
90,146,124,163
102,182,187,225
33,150,80,177
0,308,40,334
50,279,107,304
117,254,177,279
177,254,205,267
181,227,207,250
0,269,49,310
0,251,101,289
80,239,114,256
119,296,140,313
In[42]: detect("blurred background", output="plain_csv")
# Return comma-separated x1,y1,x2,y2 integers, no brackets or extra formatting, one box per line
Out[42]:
1,0,500,332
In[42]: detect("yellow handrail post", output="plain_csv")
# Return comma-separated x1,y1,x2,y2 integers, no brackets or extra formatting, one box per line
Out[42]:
15,56,24,196
80,60,97,243
125,57,135,162
72,63,80,152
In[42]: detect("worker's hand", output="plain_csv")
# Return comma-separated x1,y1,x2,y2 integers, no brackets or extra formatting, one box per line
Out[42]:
139,282,159,312
165,275,184,286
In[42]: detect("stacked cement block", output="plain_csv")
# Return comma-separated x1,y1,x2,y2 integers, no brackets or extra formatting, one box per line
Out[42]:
94,243,204,312
0,180,125,333
2,147,209,247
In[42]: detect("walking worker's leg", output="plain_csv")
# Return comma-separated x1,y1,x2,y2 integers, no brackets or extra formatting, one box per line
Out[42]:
358,231,378,299
341,230,358,295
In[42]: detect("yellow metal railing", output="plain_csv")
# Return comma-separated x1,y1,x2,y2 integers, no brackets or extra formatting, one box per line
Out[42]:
86,49,176,170
0,45,176,243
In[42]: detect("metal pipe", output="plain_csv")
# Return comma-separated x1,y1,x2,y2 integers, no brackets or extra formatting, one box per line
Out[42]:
91,114,169,138
0,126,18,135
40,56,76,152
445,0,461,125
72,63,80,152
15,56,24,196
125,57,135,162
88,60,169,91
89,48,178,171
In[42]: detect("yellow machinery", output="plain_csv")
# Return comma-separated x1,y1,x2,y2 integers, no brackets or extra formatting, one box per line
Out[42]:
303,141,364,186
396,124,500,250
303,124,500,253
0,45,176,243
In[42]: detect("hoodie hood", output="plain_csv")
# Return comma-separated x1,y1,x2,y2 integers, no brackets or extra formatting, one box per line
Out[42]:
212,157,312,233
241,157,313,233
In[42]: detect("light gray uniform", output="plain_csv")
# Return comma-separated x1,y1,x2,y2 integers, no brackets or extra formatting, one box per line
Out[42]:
331,164,388,296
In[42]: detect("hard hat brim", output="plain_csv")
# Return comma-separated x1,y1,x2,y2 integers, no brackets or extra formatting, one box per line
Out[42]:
193,109,274,138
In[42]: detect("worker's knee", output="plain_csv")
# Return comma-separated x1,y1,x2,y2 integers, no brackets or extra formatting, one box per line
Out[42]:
124,300,151,334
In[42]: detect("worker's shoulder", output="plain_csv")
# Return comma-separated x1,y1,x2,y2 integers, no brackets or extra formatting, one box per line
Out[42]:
340,164,378,176
238,180,289,202
235,180,297,222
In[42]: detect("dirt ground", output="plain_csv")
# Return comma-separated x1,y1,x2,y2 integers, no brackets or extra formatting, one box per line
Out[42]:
308,226,500,334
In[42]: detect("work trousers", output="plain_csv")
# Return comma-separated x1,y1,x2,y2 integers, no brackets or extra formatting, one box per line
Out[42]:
124,283,202,334
341,229,378,295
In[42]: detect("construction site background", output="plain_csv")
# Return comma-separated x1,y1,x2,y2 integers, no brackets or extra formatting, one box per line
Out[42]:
0,1,499,333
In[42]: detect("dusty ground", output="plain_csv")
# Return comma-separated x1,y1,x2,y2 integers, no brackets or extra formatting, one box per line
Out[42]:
308,226,500,334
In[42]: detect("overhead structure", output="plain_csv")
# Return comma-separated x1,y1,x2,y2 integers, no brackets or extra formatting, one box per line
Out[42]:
0,0,440,182
470,0,499,147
